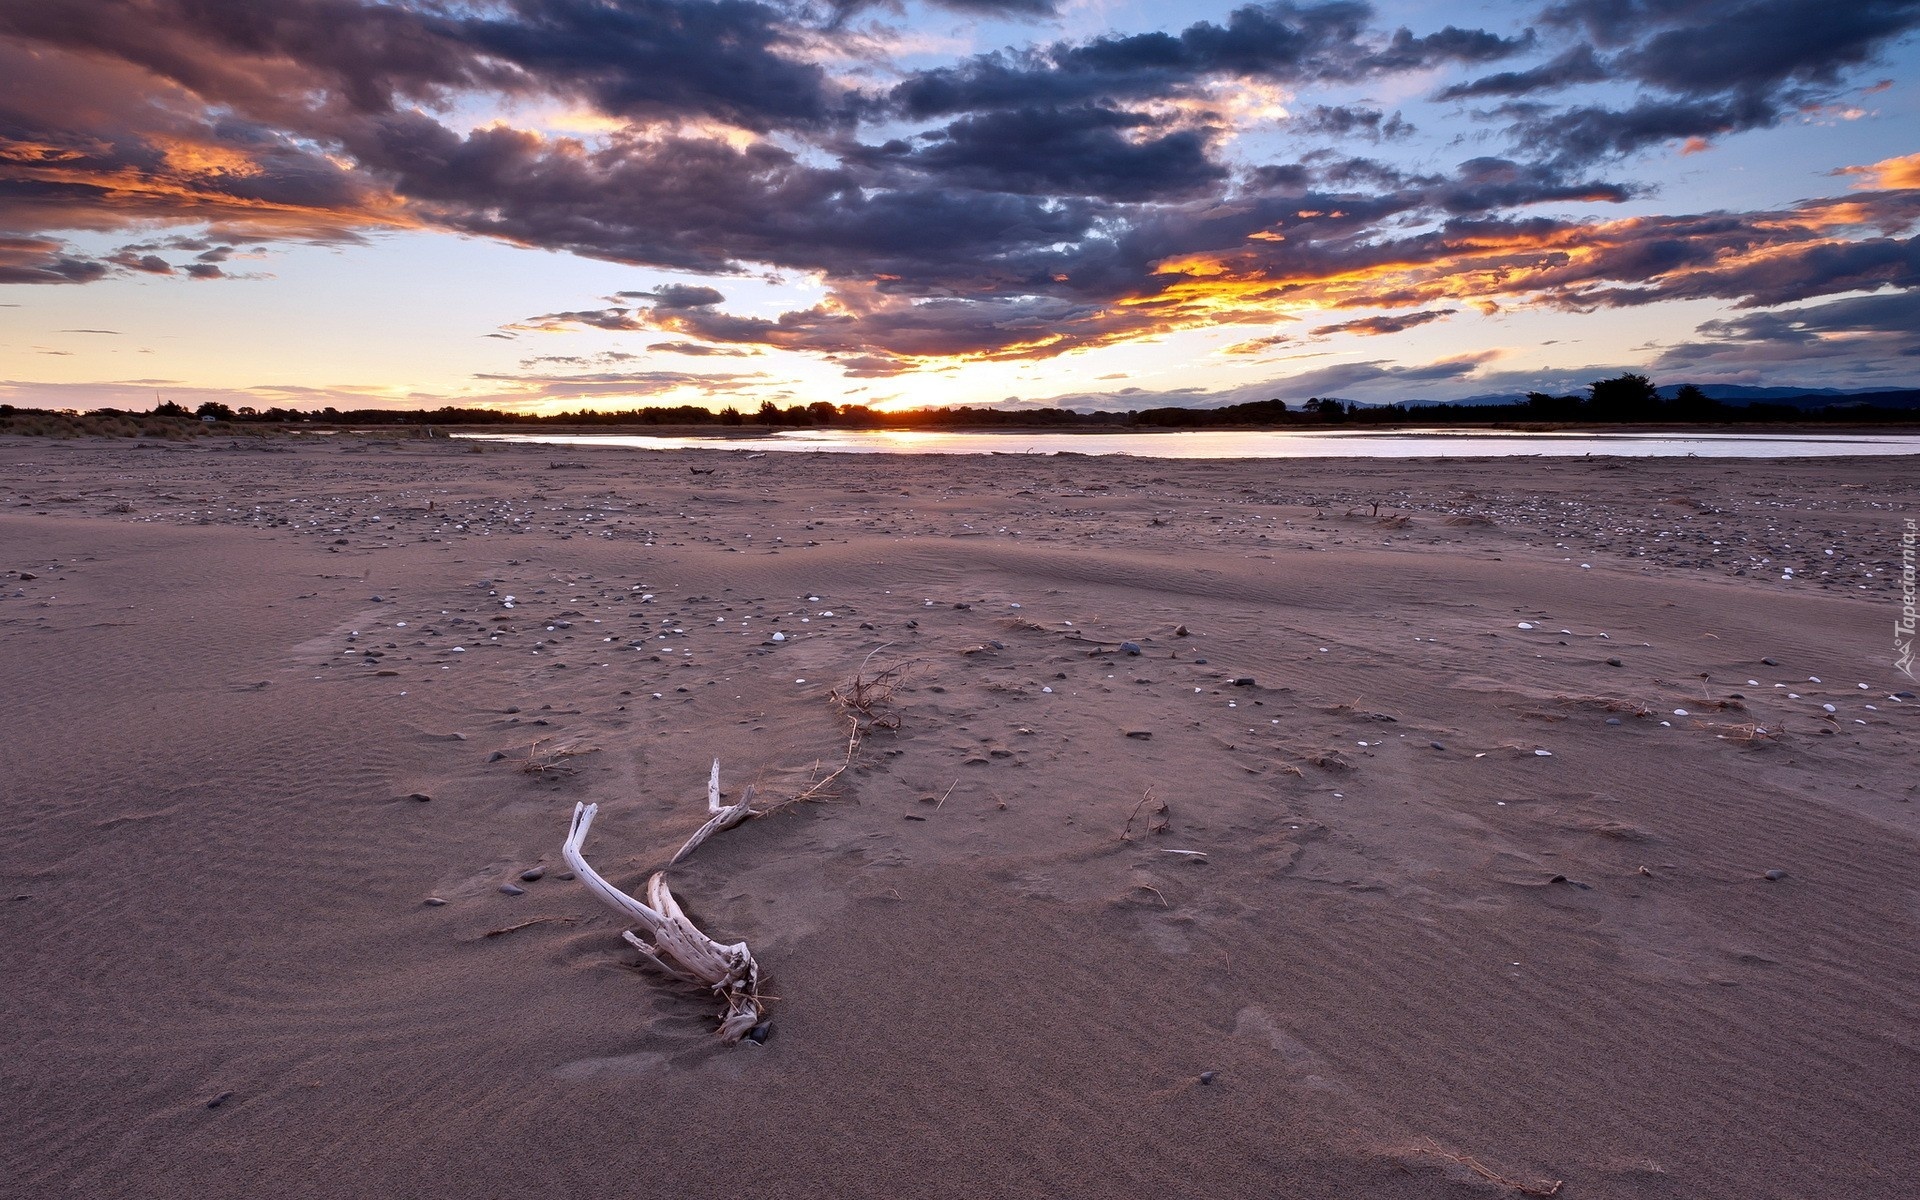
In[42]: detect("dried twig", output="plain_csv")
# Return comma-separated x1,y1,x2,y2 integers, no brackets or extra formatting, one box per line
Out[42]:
521,737,597,775
1415,1139,1562,1197
1121,787,1169,840
483,915,576,938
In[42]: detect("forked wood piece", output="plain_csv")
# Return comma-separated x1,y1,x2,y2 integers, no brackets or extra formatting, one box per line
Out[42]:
562,800,764,1041
669,758,759,865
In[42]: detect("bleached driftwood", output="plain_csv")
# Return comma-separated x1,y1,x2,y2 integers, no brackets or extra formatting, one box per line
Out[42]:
669,758,758,865
562,801,764,1041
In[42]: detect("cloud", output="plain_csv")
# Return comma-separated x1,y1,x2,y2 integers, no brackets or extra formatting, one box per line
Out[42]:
620,284,727,309
1436,44,1609,100
1500,1,1920,165
858,105,1226,200
889,3,1530,118
0,235,109,284
0,0,1914,391
1838,151,1920,190
1291,104,1412,139
1653,289,1920,378
1310,308,1456,336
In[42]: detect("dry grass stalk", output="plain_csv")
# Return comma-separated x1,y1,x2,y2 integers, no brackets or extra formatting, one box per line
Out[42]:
767,649,905,811
484,915,576,938
1692,719,1779,742
563,802,764,1041
1416,1139,1562,1197
521,737,597,775
1121,787,1170,840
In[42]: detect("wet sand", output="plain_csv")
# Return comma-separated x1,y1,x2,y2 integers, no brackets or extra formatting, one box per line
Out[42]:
3,434,1916,1199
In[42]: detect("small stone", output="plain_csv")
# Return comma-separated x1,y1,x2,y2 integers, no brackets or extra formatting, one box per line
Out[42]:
1605,717,1622,726
1764,869,1788,881
1606,658,1623,667
1429,741,1445,751
488,750,508,762
519,867,546,882
375,669,399,677
1230,677,1255,687
1762,657,1779,666
18,572,36,581
499,883,526,896
745,1023,772,1044
1174,625,1190,637
1516,622,1534,630
1199,1071,1217,1085
423,897,448,907
1120,641,1142,655
205,1091,234,1109
409,792,432,802
556,871,575,881
1125,730,1153,740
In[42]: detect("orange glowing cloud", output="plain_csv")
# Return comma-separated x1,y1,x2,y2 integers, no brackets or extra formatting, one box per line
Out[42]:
1839,152,1920,191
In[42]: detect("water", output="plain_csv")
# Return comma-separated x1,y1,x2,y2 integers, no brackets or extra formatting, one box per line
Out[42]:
452,428,1920,459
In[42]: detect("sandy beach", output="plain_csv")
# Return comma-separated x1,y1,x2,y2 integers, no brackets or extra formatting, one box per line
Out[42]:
3,433,1915,1199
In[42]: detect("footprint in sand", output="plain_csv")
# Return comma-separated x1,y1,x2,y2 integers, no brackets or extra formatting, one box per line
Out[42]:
1233,1006,1348,1095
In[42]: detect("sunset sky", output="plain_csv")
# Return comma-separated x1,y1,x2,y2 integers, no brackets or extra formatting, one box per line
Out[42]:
3,0,1918,414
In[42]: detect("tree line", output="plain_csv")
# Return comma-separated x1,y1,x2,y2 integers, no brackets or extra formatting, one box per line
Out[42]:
9,374,1916,429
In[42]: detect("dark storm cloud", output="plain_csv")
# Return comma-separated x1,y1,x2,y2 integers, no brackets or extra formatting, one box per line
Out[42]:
1693,289,1920,345
0,235,108,283
1427,157,1633,213
888,2,1529,118
1292,105,1412,139
1652,290,1920,377
619,284,728,309
925,0,1058,14
860,106,1226,200
1574,234,1920,308
1544,0,1920,93
1436,44,1609,100
1503,1,1920,165
459,0,842,132
1311,308,1456,336
1503,92,1786,165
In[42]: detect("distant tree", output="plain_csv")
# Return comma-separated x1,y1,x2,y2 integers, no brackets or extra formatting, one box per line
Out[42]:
1669,384,1722,420
753,400,781,425
1586,373,1660,420
153,400,190,417
718,405,744,426
1524,391,1580,419
805,400,837,425
195,401,235,420
1303,397,1347,420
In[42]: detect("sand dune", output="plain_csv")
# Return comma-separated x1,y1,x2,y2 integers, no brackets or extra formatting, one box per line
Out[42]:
3,434,1915,1199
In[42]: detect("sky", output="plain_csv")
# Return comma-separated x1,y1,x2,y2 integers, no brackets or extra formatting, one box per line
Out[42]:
2,0,1918,415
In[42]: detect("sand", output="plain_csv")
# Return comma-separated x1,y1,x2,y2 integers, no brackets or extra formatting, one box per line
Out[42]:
2,433,1915,1199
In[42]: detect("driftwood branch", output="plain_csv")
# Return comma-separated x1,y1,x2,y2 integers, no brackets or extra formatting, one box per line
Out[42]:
670,758,759,865
561,801,765,1041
